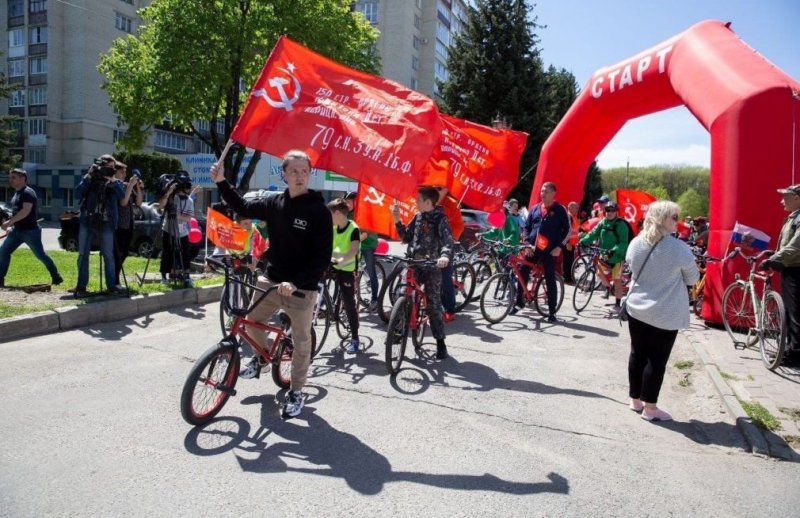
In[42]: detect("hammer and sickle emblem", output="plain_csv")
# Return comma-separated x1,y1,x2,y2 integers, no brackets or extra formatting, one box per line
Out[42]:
623,203,637,222
252,66,301,112
364,186,386,207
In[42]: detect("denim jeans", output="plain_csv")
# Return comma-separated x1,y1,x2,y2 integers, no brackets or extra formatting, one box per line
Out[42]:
0,226,60,281
360,247,379,302
77,220,116,289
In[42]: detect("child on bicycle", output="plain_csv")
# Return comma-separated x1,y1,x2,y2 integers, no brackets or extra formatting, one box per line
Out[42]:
328,198,361,354
391,186,454,360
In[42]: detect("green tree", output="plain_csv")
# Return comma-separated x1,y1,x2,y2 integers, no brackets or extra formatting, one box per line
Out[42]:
99,0,379,191
676,187,707,217
648,185,671,201
440,0,548,204
581,161,603,215
601,165,709,200
0,54,21,171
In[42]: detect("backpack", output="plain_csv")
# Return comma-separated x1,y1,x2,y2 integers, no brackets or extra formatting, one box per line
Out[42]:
608,217,634,243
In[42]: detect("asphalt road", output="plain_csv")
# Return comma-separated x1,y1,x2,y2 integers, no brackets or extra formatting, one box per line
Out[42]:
2,283,799,516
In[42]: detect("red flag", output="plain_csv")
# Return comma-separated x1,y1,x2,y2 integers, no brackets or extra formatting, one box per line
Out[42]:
615,189,657,235
419,115,528,212
231,36,442,200
206,208,251,252
353,183,415,240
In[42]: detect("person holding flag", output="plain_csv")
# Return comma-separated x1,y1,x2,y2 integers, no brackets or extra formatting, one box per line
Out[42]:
210,150,332,419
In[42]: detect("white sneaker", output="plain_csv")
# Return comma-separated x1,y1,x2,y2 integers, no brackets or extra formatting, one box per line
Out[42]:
239,356,264,379
283,390,304,417
344,339,360,354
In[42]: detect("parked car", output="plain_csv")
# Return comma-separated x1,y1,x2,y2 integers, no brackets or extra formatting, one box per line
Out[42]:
459,209,490,249
58,202,206,258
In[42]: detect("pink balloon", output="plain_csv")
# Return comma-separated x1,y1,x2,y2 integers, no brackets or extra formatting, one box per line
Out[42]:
487,210,506,228
189,218,199,229
188,228,202,244
375,238,389,255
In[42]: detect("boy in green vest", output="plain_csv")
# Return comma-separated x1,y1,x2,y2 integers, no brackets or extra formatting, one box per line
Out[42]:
329,198,361,353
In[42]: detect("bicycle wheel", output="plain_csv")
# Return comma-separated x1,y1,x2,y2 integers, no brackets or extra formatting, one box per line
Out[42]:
311,287,331,356
760,291,787,370
378,264,406,323
572,269,596,313
693,293,704,317
385,296,410,375
411,298,429,349
272,326,317,389
453,261,476,312
471,259,494,299
180,339,240,426
571,254,590,285
533,274,565,317
721,282,758,348
480,272,516,323
335,294,351,340
357,260,386,307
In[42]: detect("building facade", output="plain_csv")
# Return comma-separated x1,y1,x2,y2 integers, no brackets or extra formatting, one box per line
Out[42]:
353,0,468,98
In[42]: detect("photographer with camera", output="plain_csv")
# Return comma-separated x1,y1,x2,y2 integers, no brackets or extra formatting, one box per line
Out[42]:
70,155,126,296
0,168,63,288
113,163,143,289
157,171,194,287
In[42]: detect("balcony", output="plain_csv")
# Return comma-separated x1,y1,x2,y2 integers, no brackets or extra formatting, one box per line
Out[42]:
29,12,47,24
8,76,25,86
9,107,25,117
29,105,46,116
29,43,47,56
28,134,46,147
29,75,47,86
7,16,24,28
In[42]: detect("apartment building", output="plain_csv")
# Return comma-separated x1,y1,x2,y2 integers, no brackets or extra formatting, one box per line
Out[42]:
353,0,468,98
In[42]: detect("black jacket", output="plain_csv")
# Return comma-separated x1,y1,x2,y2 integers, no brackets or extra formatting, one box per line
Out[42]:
523,201,570,254
217,181,332,290
395,207,454,260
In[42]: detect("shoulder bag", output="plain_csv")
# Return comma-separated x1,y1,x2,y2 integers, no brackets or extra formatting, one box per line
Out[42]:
619,237,662,325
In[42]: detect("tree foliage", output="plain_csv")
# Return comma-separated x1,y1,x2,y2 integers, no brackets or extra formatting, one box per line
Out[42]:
440,0,555,204
98,0,379,190
676,187,708,217
580,160,603,215
601,164,709,202
0,54,21,171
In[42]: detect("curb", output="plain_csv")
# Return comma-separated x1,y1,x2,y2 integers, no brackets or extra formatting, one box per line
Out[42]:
682,328,796,460
0,284,223,344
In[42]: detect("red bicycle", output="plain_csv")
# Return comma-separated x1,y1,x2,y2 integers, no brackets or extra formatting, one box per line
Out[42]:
180,256,315,426
384,256,439,375
479,244,564,323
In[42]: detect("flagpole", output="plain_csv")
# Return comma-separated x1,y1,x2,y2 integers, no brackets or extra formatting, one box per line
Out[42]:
218,139,235,165
456,186,470,208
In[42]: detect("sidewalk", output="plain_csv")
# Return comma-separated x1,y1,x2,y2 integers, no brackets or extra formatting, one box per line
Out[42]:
684,315,800,458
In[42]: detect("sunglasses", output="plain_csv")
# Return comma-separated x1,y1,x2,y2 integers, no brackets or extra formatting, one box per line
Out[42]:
670,215,679,221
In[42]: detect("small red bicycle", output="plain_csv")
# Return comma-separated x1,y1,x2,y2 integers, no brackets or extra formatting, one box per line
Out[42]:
180,256,315,426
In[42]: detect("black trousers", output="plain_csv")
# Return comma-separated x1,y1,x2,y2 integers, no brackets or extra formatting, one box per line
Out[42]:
627,315,678,403
562,246,575,283
160,233,190,277
534,250,559,317
114,227,133,286
415,265,445,340
782,267,800,352
334,269,359,340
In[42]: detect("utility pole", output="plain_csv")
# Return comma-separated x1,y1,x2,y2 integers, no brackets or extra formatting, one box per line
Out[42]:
625,156,630,187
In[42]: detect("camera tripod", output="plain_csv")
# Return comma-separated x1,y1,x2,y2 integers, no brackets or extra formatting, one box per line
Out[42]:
141,194,192,288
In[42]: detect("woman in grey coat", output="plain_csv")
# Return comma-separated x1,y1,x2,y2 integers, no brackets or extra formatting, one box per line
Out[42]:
624,201,699,421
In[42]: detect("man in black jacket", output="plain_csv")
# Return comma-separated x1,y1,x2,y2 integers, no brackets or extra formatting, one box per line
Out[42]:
210,150,332,418
523,181,570,322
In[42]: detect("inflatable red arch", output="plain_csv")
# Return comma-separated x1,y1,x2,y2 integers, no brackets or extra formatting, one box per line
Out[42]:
530,19,800,323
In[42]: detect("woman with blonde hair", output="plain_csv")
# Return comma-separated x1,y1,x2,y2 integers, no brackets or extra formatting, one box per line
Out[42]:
623,201,699,421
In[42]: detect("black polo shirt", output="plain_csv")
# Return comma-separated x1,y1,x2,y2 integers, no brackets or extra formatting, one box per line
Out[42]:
10,185,38,230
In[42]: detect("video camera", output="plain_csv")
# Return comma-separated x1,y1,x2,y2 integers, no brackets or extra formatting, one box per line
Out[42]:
89,157,117,180
156,170,192,198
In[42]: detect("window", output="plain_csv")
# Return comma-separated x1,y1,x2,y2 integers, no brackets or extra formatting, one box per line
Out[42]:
29,87,46,105
39,187,51,207
8,28,24,57
8,59,25,77
215,119,225,135
196,120,209,131
30,57,47,75
28,118,46,135
29,26,47,44
414,14,421,30
412,56,419,71
413,35,420,50
26,148,46,164
8,0,23,17
359,2,378,24
437,0,450,23
62,188,74,208
113,129,127,142
198,141,212,154
436,22,450,45
155,131,188,151
435,59,448,81
9,89,25,107
115,12,134,33
416,0,422,8
29,0,46,13
435,40,448,60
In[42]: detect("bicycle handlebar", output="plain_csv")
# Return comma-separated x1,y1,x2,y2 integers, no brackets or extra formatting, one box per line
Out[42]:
725,247,774,264
386,254,441,267
205,255,305,299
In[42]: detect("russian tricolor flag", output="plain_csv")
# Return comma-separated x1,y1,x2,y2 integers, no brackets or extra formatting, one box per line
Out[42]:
731,222,771,250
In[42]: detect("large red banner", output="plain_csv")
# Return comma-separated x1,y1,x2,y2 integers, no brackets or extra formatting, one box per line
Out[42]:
353,183,416,240
420,115,528,212
615,189,657,234
231,36,442,200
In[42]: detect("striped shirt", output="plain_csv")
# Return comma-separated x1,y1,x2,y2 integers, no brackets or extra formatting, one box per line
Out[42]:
624,235,699,330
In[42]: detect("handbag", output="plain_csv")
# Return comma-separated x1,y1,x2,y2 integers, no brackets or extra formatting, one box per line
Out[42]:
619,237,662,325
